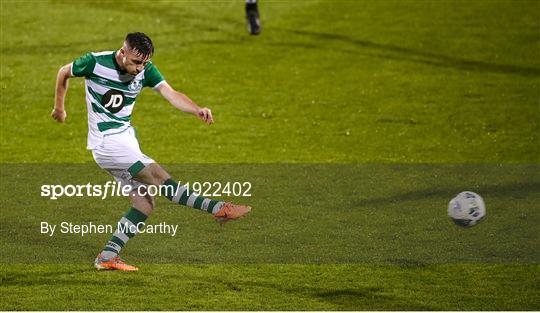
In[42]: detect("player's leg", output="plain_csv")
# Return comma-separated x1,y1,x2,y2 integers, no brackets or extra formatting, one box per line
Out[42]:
246,0,261,35
134,163,251,224
94,189,154,271
132,162,170,186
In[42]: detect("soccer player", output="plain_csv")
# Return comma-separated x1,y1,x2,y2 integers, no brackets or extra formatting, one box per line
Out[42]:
246,0,261,35
51,32,251,271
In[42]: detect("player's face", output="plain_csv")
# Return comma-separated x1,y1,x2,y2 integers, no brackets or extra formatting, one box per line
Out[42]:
120,47,150,75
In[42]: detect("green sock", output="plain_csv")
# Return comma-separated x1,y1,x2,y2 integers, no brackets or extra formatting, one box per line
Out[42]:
101,207,148,259
160,178,224,214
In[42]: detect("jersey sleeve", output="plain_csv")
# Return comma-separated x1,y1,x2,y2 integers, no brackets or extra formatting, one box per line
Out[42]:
71,52,96,77
143,62,165,88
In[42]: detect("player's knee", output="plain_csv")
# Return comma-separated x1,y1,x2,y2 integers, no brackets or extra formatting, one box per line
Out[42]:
134,163,169,186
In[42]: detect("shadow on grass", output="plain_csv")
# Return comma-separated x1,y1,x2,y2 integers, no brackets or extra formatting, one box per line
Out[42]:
385,258,429,268
6,0,538,80
314,287,435,310
0,266,96,287
313,287,391,308
215,277,396,309
169,26,540,79
0,30,180,56
98,0,540,79
355,181,540,208
275,28,540,77
207,274,438,310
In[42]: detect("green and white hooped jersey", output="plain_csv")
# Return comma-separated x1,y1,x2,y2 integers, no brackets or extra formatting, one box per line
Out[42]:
71,51,165,149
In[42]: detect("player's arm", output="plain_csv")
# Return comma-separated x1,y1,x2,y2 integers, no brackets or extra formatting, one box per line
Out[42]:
52,63,73,123
155,82,214,124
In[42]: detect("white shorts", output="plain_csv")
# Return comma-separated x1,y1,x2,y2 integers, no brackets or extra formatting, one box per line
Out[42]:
91,127,154,191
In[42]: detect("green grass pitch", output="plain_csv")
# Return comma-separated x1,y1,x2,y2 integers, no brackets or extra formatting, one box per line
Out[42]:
1,0,539,310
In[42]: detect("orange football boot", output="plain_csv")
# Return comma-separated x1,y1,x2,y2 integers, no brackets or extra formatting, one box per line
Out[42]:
94,253,139,271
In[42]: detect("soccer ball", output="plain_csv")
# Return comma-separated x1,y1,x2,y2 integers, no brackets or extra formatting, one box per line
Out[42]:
448,191,486,227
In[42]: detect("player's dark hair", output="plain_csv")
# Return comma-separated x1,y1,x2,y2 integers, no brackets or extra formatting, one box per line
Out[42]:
125,32,154,58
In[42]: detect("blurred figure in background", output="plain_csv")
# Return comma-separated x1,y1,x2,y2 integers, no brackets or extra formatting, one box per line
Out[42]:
246,0,261,35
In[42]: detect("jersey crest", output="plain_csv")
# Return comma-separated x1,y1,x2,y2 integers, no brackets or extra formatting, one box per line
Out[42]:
128,79,142,91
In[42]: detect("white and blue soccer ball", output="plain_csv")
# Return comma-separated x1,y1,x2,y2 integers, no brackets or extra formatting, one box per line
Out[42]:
448,191,486,227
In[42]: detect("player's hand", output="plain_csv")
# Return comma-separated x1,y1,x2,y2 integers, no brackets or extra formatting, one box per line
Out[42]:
197,107,214,124
51,108,67,123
